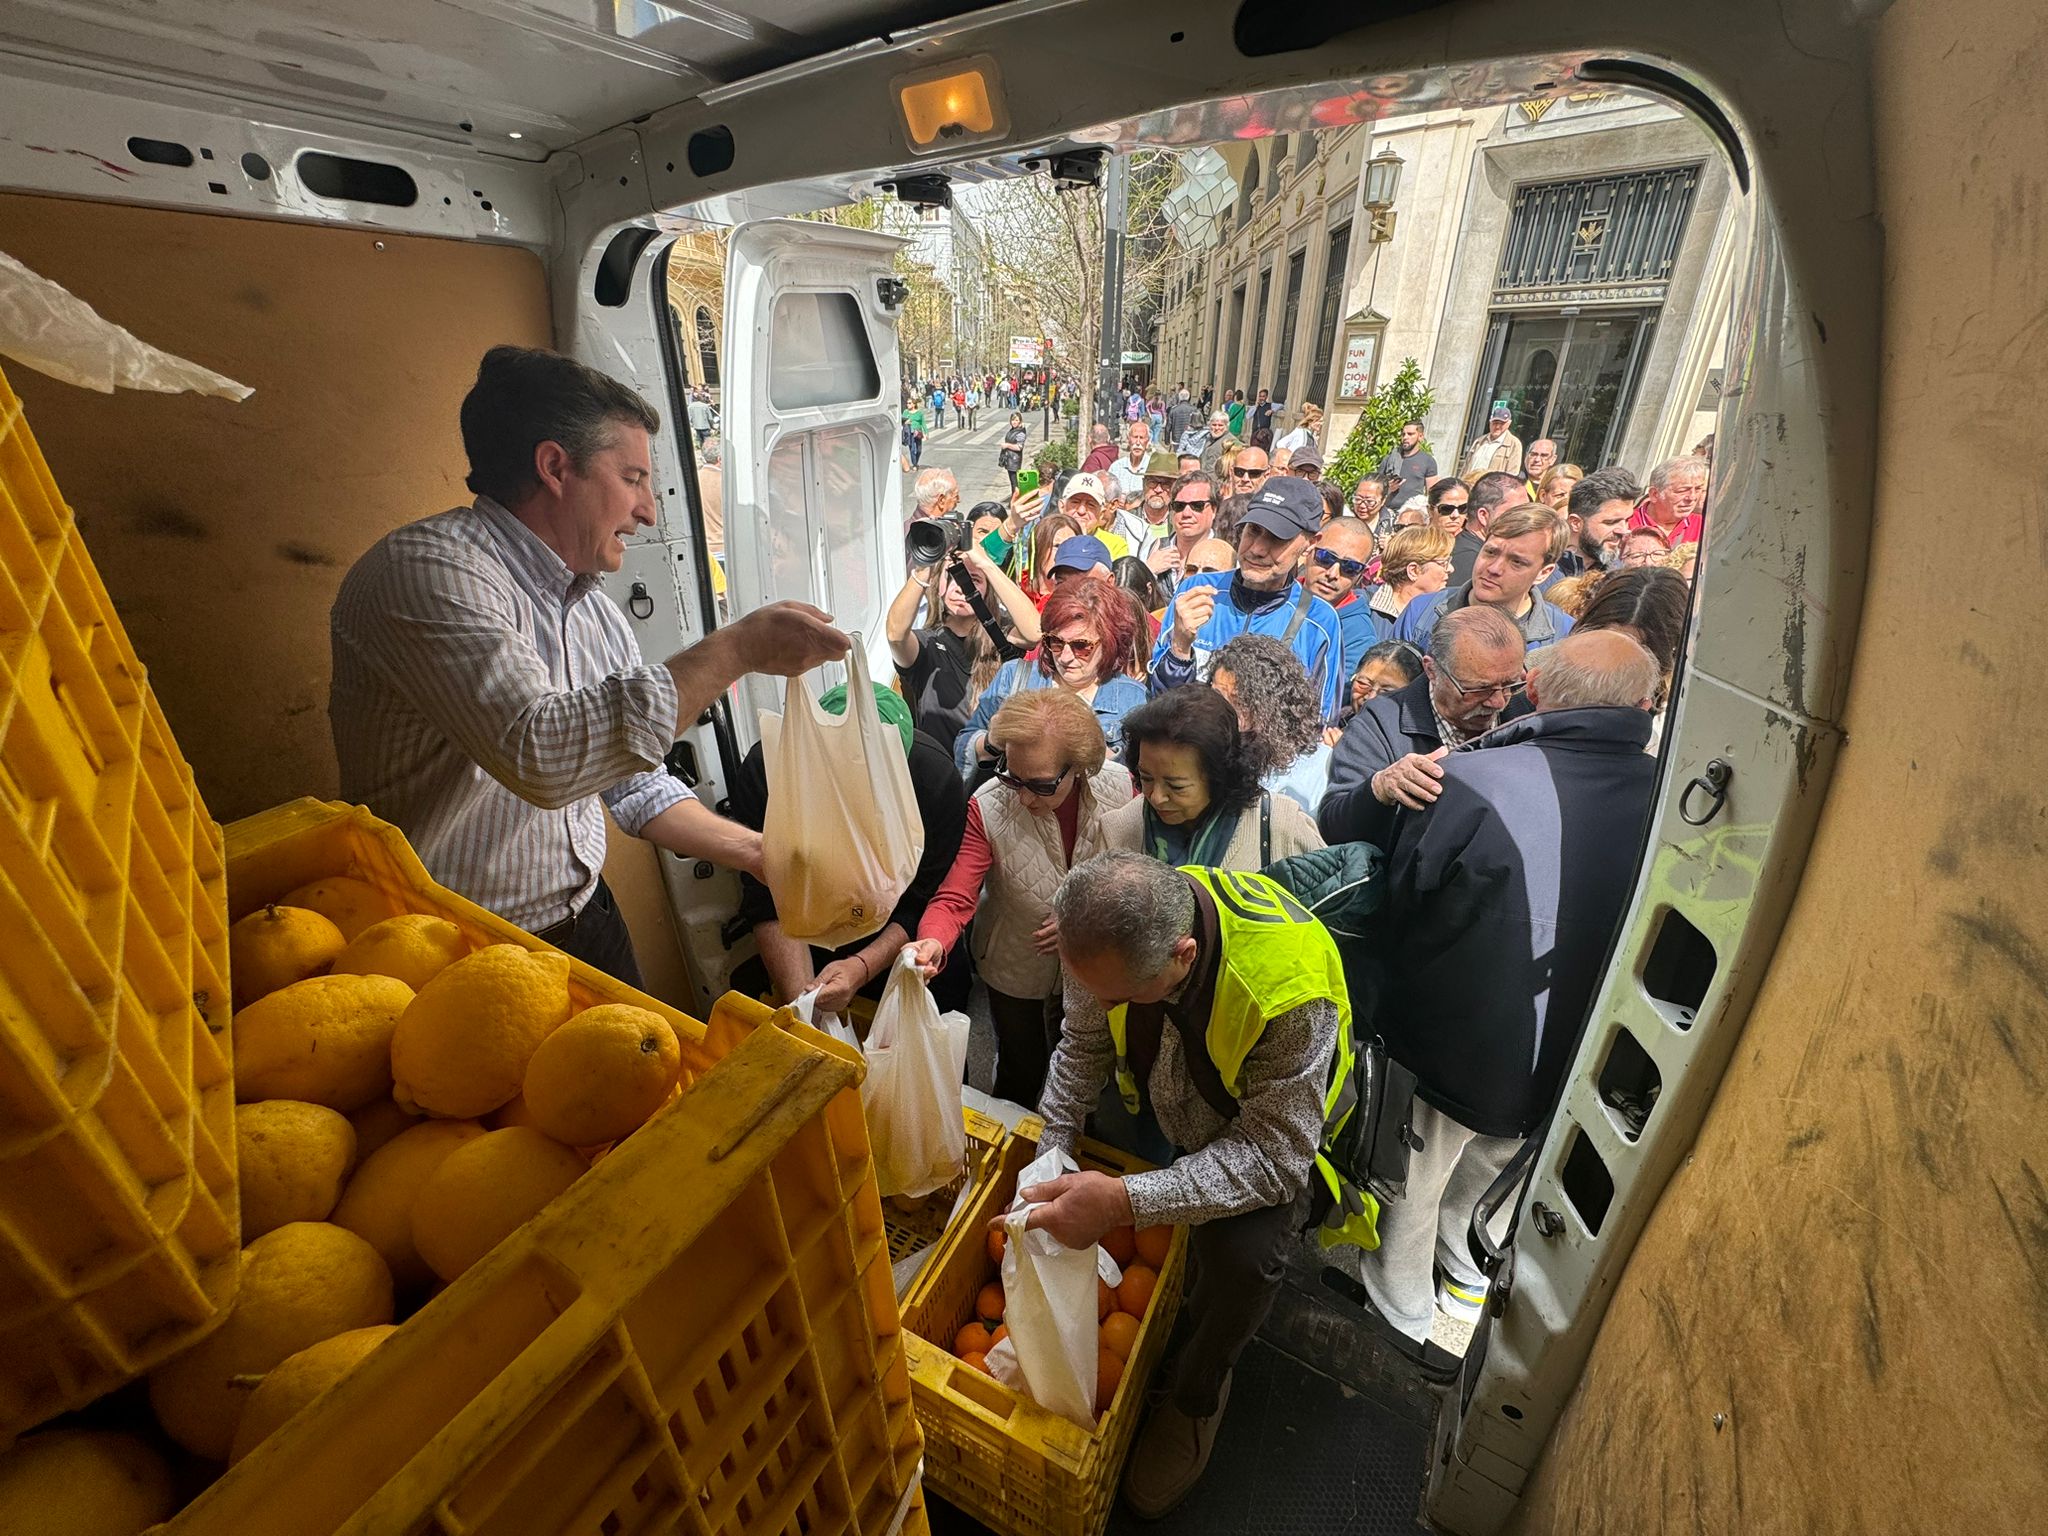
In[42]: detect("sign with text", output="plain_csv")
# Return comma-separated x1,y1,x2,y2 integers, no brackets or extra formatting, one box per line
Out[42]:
1339,330,1379,401
1009,336,1043,365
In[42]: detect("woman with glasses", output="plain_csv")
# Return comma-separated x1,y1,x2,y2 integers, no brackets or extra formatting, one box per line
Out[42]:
1367,524,1457,642
1206,634,1336,816
953,576,1147,778
1428,477,1471,540
1100,684,1322,869
907,688,1131,1105
1346,641,1424,719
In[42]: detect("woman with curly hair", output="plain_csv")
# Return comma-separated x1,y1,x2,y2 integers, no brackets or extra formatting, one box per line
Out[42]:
1100,684,1322,868
954,574,1147,777
1205,634,1335,815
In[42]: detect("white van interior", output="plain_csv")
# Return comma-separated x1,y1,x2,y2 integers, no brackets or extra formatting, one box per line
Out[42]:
1,0,2037,1530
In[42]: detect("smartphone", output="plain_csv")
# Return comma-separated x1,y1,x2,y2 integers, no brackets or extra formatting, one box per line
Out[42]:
1015,467,1040,497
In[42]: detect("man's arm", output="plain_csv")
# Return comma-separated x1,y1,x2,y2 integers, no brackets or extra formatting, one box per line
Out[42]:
635,797,763,879
663,602,851,723
1318,708,1403,849
1121,998,1338,1227
1037,975,1117,1148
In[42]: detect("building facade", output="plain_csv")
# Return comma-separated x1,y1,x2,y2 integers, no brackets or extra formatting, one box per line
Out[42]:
1153,90,1743,475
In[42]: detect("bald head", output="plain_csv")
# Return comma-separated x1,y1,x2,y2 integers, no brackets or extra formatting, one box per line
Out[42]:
1528,630,1661,712
1186,537,1236,574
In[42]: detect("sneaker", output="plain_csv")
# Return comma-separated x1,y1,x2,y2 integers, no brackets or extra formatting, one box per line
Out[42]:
1435,1271,1489,1325
1123,1371,1232,1520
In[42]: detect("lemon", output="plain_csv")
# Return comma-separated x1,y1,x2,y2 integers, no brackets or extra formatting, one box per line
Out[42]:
228,903,345,1007
390,944,572,1118
331,913,469,991
348,1096,422,1161
148,1221,393,1460
0,1429,175,1535
233,972,415,1112
330,1119,485,1292
228,1324,398,1465
236,1100,356,1239
411,1128,586,1283
282,876,393,942
522,1004,682,1147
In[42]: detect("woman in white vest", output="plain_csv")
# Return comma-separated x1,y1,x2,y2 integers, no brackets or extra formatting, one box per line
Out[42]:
1100,685,1322,869
908,687,1133,1106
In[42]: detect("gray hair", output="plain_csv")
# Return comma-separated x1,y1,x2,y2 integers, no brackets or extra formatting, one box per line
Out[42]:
1648,455,1710,492
1053,852,1195,980
1567,465,1642,519
1529,630,1661,710
912,467,958,511
1436,605,1525,673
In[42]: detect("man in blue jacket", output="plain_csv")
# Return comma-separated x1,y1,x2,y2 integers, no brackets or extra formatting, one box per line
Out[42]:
1393,502,1575,659
1358,629,1662,1349
1150,476,1343,718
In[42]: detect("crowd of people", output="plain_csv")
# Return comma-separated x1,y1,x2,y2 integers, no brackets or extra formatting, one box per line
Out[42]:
900,370,1080,469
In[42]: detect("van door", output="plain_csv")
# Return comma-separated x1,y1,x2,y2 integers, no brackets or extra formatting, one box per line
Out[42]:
721,218,907,741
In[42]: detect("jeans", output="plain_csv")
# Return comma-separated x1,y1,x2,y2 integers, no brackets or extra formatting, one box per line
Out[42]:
534,878,643,989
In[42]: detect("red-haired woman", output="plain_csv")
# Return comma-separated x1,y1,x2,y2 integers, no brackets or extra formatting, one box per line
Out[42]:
952,575,1147,777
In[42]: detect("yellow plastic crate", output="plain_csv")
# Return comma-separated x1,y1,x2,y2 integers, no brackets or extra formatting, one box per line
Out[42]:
0,363,236,1441
902,1124,1189,1536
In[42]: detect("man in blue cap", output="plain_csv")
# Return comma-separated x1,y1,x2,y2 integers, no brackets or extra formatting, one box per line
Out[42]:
1149,476,1344,720
1049,534,1115,585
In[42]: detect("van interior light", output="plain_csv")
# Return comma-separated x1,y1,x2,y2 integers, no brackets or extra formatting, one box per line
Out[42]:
896,60,1004,150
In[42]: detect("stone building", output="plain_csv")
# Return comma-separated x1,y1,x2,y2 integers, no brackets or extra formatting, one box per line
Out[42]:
1153,89,1743,474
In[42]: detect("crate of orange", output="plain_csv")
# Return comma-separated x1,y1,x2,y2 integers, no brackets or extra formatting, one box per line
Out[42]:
900,1120,1188,1536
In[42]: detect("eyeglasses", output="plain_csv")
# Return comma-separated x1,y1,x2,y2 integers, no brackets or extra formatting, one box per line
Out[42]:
1311,548,1370,580
992,755,1071,797
1041,634,1098,660
1172,497,1213,510
1434,659,1526,701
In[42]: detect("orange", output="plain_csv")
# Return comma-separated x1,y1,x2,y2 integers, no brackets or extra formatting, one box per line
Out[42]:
521,1004,681,1146
1134,1224,1172,1269
1117,1263,1158,1318
986,1225,1006,1265
1102,1226,1137,1267
1095,1346,1125,1414
1099,1311,1140,1360
1096,1277,1115,1320
955,1321,994,1356
975,1281,1005,1325
959,1351,990,1375
990,1324,1009,1347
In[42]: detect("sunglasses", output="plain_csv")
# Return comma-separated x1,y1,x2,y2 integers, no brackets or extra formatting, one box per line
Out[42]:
1041,634,1098,660
1231,465,1265,478
1173,497,1213,510
1311,548,1369,579
992,755,1071,797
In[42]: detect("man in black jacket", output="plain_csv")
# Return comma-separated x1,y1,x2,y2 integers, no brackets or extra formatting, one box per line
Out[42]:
1358,629,1662,1344
1318,607,1526,852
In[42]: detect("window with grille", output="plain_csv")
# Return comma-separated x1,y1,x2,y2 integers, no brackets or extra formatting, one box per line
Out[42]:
1273,248,1306,404
1305,221,1352,404
1248,265,1273,395
1494,165,1700,307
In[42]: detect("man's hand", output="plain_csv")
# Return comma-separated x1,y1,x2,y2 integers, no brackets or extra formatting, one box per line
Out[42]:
1372,747,1449,809
1146,545,1181,579
1169,585,1216,658
720,602,851,677
732,828,766,880
998,1170,1135,1251
1031,912,1060,955
905,937,947,980
811,957,867,1013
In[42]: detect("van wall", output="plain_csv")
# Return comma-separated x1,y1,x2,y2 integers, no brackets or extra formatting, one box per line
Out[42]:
1507,0,2048,1528
3,193,695,1002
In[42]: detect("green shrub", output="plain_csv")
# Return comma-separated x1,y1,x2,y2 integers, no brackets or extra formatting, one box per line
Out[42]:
1328,358,1436,496
1033,431,1078,475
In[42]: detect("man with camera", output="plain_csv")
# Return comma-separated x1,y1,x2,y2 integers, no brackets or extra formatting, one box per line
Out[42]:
887,500,1043,746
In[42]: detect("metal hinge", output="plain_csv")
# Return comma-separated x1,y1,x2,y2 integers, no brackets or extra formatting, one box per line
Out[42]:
876,275,910,311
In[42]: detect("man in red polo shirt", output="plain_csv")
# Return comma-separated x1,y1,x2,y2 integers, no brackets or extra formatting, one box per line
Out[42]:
1629,455,1708,548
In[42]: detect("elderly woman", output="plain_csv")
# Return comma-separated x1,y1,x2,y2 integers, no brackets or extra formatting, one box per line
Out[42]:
1101,685,1321,869
908,689,1130,1104
1206,634,1334,815
1367,523,1457,642
955,575,1146,777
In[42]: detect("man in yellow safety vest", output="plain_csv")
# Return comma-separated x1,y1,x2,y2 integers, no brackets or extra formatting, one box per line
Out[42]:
1015,850,1350,1519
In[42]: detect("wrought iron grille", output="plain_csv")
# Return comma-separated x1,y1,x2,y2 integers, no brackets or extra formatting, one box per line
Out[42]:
1495,166,1701,296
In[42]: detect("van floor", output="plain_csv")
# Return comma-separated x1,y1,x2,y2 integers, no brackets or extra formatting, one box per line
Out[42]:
929,996,1441,1534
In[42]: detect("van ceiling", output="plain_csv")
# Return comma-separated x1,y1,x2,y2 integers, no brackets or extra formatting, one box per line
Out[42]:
0,0,994,156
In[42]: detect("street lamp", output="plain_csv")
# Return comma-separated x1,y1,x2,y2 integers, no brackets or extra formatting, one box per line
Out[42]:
1364,148,1404,243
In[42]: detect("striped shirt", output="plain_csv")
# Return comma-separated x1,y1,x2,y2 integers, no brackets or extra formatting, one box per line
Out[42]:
330,497,691,931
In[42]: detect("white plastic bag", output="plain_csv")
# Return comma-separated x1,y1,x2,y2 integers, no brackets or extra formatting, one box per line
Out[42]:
861,954,969,1198
985,1146,1125,1428
759,643,923,950
790,986,858,1048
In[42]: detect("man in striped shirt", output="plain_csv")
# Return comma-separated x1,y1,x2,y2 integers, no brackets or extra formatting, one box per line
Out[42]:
331,346,846,984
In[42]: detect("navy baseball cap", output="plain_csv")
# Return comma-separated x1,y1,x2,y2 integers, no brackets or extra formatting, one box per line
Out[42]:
1051,535,1114,573
1238,476,1325,541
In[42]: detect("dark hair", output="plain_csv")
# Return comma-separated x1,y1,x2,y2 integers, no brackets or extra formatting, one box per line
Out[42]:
1038,577,1137,686
1111,556,1164,609
1215,491,1251,544
1358,640,1424,687
1208,635,1322,774
968,499,1009,523
459,346,659,506
1402,417,1426,433
1170,469,1217,505
1575,566,1691,676
1119,686,1262,813
1319,482,1346,523
1468,471,1525,517
1568,466,1645,521
1427,478,1468,511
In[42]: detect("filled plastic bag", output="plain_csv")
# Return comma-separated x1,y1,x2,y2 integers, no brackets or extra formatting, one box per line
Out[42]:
759,644,923,950
861,954,970,1198
986,1145,1125,1428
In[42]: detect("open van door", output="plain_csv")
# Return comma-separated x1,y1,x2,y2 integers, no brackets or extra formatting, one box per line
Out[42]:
721,219,907,739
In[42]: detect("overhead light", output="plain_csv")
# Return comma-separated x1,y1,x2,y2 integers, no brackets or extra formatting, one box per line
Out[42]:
894,55,1008,153
508,131,523,140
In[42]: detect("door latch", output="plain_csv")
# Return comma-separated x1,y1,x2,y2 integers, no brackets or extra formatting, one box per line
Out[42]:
876,275,910,311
